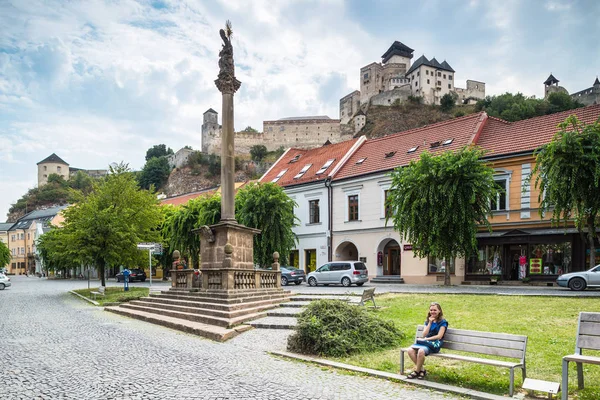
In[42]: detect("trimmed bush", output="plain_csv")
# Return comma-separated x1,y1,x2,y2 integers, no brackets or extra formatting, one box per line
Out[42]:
287,299,404,357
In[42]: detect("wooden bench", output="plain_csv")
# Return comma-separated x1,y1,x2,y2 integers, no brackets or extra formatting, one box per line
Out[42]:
400,325,528,396
561,312,600,400
358,287,377,308
90,286,105,300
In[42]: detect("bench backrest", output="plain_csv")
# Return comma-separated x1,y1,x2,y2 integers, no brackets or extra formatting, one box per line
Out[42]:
575,312,600,354
416,325,527,362
361,287,375,300
98,286,106,294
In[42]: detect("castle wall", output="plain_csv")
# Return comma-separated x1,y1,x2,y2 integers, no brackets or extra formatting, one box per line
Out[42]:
371,85,412,106
38,162,68,187
168,148,195,169
353,114,366,133
571,86,600,106
360,63,383,105
455,80,486,105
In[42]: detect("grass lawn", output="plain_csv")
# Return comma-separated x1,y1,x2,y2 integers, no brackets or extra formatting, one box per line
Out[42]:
332,294,600,399
73,287,149,306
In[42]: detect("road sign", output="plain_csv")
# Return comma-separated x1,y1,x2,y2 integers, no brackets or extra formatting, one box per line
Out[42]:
137,242,155,249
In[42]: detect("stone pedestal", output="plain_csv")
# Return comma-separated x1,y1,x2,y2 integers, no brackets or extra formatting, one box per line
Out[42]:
170,269,194,289
193,221,281,292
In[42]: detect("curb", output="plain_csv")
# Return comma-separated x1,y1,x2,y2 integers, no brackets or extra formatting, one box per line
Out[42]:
69,290,99,306
269,350,511,400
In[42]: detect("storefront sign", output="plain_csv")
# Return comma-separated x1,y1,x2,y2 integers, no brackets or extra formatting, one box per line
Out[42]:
529,258,542,274
403,244,413,251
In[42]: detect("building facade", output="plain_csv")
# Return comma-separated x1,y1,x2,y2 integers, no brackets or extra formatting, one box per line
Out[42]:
37,153,108,187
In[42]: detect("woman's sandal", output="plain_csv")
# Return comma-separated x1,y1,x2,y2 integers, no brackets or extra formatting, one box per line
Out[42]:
406,371,419,379
417,370,427,380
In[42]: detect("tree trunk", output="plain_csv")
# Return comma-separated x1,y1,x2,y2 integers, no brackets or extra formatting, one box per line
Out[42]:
444,257,451,286
588,217,596,268
98,259,106,287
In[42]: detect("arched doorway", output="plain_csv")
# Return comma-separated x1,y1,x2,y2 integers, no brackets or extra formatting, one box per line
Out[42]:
334,241,359,260
379,239,401,276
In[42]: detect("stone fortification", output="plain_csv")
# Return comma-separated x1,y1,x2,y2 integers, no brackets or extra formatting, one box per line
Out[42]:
201,110,353,155
543,74,600,106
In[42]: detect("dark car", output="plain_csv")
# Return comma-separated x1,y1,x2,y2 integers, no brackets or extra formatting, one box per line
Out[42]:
280,266,305,286
115,268,147,283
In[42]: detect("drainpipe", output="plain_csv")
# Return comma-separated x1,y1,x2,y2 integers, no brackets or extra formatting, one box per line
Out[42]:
325,177,333,262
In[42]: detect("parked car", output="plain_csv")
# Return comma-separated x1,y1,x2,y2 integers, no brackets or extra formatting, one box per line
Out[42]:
0,273,11,290
280,266,305,286
115,268,147,283
556,265,600,291
307,261,368,287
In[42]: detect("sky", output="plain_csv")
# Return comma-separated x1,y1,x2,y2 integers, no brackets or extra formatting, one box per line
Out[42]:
1,0,599,221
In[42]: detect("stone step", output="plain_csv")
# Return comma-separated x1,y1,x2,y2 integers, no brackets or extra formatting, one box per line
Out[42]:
290,295,355,302
117,303,267,328
267,307,304,317
151,292,293,305
281,301,310,308
248,316,298,329
129,299,281,320
104,306,250,341
164,288,290,299
370,276,405,284
141,295,291,312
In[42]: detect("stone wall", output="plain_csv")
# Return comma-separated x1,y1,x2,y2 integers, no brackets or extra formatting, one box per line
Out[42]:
454,80,486,105
571,86,600,106
370,85,412,106
340,90,360,124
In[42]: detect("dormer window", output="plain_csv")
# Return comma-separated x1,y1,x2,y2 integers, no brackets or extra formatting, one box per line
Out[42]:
294,164,312,179
385,151,396,158
289,154,301,163
316,159,335,175
442,139,454,146
407,146,419,153
271,169,288,183
356,157,367,165
430,141,441,148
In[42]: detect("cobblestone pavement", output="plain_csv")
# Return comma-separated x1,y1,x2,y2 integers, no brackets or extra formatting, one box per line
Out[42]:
1,276,456,400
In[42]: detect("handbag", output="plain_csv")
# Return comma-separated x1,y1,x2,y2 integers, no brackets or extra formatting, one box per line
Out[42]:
415,339,442,352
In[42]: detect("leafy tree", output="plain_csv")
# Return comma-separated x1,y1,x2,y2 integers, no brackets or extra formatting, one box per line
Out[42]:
387,148,498,285
47,173,68,187
235,182,298,267
242,126,259,133
547,91,583,113
250,145,268,162
56,164,163,286
440,93,456,112
476,92,583,122
162,195,221,269
145,144,174,161
0,241,10,270
207,154,221,177
138,156,171,190
532,116,600,268
68,171,95,195
36,227,79,277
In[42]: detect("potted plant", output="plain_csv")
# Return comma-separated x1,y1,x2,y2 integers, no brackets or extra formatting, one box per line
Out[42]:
490,275,499,285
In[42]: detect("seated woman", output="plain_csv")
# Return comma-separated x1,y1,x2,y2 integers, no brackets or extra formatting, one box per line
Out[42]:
406,302,448,379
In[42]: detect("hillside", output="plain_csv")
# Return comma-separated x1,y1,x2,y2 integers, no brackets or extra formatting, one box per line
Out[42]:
359,103,477,138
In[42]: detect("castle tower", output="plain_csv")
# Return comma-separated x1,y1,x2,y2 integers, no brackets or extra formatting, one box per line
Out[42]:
594,77,600,89
37,153,69,187
201,108,219,153
543,73,560,97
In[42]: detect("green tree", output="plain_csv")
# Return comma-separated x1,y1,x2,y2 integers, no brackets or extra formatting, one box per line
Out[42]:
162,195,221,269
0,241,10,270
36,227,79,277
145,144,174,161
532,116,600,269
138,156,171,190
250,145,268,162
68,171,95,195
57,164,163,286
387,148,498,285
440,93,456,112
235,182,298,267
547,91,583,114
476,92,583,122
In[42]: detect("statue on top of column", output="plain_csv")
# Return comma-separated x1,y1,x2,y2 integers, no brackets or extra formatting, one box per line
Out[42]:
215,20,241,94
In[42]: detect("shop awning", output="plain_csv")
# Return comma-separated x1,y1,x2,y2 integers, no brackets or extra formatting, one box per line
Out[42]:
476,227,580,238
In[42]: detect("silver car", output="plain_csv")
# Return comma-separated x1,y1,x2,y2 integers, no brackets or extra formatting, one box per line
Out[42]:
556,265,600,291
307,261,369,287
0,273,12,290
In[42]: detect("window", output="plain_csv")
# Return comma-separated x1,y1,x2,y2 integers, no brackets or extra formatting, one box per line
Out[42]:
294,164,312,179
289,154,301,163
427,79,430,84
437,81,441,86
280,126,285,131
426,70,429,76
21,247,25,254
316,159,335,175
355,157,367,165
449,75,453,81
443,74,446,79
27,233,30,240
385,151,396,158
348,195,359,221
415,81,418,87
20,233,24,240
442,139,453,145
437,71,441,77
490,179,508,211
417,71,420,76
271,169,288,183
309,199,320,224
384,189,393,218
44,166,47,171
430,141,441,148
448,84,451,89
428,257,455,274
11,235,15,241
407,146,419,153
57,166,61,172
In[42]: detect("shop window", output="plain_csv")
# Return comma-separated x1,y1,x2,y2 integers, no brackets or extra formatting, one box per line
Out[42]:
348,195,359,221
490,179,507,211
468,245,503,275
309,199,320,224
428,257,455,274
530,242,571,275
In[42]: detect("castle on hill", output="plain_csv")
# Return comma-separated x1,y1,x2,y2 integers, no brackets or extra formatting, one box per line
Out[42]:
543,73,600,105
340,41,486,125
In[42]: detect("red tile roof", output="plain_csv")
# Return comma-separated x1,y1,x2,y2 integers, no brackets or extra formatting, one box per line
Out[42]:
260,138,361,187
333,112,487,181
477,104,600,157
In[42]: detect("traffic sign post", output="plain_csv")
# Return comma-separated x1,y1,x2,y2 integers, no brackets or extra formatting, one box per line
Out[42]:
137,242,161,288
